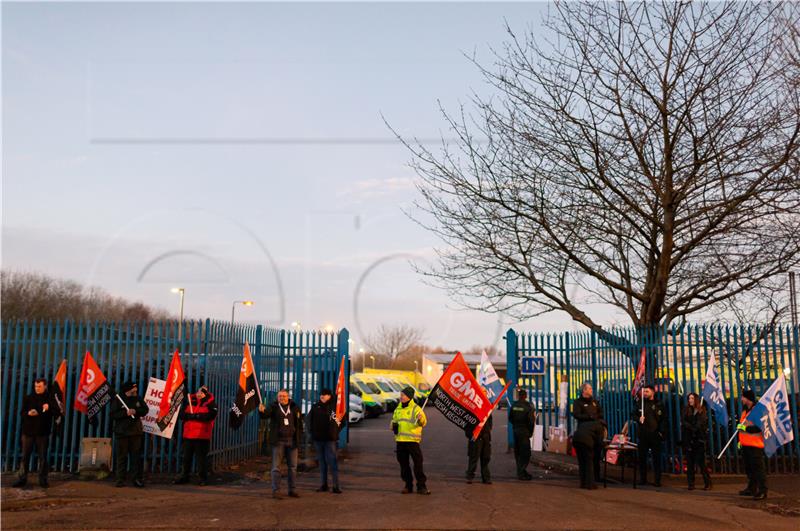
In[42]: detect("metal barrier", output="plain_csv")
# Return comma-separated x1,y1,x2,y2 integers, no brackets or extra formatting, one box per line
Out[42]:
1,319,349,474
506,324,800,474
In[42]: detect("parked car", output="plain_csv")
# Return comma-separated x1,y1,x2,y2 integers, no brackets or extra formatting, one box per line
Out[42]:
349,393,364,424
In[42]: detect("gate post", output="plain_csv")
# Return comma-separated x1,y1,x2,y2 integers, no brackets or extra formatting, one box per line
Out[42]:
337,328,350,448
590,330,598,390
506,328,518,450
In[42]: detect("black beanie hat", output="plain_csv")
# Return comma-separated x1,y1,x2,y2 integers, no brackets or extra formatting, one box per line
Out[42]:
402,386,415,399
320,388,333,397
742,388,757,403
121,380,136,393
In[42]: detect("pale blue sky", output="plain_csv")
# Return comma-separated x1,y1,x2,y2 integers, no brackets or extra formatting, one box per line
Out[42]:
2,2,626,349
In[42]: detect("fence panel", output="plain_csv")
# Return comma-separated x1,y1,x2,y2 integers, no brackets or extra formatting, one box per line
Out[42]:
0,319,349,474
509,323,800,474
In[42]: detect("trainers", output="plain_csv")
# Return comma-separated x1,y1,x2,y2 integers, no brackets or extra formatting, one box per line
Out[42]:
12,477,27,488
173,477,189,485
753,491,767,501
316,485,329,492
417,487,431,495
332,487,342,494
288,491,300,498
133,479,145,488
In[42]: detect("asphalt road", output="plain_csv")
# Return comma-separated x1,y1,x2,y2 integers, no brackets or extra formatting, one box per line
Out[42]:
2,411,798,529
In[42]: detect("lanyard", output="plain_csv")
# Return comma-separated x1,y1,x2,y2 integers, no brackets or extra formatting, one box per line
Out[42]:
279,403,291,417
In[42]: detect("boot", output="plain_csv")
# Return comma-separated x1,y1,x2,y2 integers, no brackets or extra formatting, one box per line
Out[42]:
753,490,767,501
703,480,712,491
173,476,189,485
12,477,27,488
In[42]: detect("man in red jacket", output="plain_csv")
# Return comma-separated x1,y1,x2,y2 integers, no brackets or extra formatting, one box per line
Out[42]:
174,385,218,486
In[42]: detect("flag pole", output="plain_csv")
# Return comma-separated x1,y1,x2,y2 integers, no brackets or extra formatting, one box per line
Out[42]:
717,431,738,460
116,394,134,417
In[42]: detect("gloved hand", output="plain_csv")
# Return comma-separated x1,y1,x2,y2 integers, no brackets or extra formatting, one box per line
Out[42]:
736,423,747,432
737,442,742,450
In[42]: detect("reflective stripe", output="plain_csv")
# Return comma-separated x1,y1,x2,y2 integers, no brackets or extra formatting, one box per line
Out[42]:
392,403,424,442
739,410,765,449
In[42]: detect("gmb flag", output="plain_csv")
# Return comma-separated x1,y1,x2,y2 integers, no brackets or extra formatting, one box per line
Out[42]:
701,352,728,425
52,359,67,437
334,355,347,424
477,351,510,406
229,342,262,430
430,352,493,439
73,351,112,425
157,350,186,431
749,376,794,457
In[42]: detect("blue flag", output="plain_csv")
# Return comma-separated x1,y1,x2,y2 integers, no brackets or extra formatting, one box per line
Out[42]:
701,352,728,425
748,376,795,457
477,352,510,406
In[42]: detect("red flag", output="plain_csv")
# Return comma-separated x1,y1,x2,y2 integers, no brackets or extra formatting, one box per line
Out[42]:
631,346,647,398
229,342,262,429
157,350,186,431
334,356,347,423
52,359,67,415
73,351,112,424
429,352,493,437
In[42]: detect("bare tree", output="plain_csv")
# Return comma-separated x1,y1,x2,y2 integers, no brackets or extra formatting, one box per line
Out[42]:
364,324,425,360
405,1,800,362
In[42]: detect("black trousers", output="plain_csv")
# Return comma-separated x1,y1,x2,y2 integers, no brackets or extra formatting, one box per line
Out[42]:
19,435,49,482
742,446,767,493
574,442,596,488
685,446,711,487
181,439,210,480
466,437,491,481
638,435,662,484
396,442,426,490
513,432,531,477
115,435,144,482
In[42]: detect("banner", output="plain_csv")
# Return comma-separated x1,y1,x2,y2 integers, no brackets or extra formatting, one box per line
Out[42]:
142,377,179,439
52,359,67,437
430,352,492,438
749,376,795,457
701,352,729,425
157,350,186,431
229,342,262,429
477,351,510,406
631,346,646,398
335,356,347,423
73,351,112,424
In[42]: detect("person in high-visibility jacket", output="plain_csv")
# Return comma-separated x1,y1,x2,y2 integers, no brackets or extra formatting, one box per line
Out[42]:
737,389,767,500
391,387,430,495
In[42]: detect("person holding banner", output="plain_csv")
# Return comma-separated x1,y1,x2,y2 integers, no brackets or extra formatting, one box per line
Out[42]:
259,389,303,499
509,389,535,480
681,393,711,491
737,389,767,500
391,386,430,495
111,381,149,488
174,385,218,486
12,378,60,488
465,413,492,484
309,388,342,494
633,385,666,487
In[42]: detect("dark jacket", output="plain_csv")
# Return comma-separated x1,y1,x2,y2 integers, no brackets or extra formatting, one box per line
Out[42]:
466,413,493,441
632,397,667,440
111,393,149,437
681,406,708,450
509,399,535,438
259,400,303,448
572,396,604,424
308,400,338,442
20,391,60,437
573,419,605,448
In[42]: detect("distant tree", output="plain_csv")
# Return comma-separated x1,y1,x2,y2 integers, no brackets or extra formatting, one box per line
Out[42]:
1,270,171,321
364,324,425,360
405,1,800,363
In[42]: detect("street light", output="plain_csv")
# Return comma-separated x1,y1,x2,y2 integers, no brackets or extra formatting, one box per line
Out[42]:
231,300,255,326
324,324,335,334
414,360,419,373
291,321,302,331
369,355,375,369
171,288,185,338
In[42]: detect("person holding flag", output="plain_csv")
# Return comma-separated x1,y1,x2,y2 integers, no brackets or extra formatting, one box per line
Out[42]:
633,385,667,487
468,351,504,485
308,388,342,494
110,381,149,488
12,378,60,489
737,388,769,500
174,385,218,486
391,386,430,495
259,389,303,499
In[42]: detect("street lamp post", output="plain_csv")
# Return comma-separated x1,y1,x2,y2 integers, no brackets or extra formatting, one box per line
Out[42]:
414,360,419,373
231,300,255,327
370,355,375,369
171,288,185,339
360,348,365,372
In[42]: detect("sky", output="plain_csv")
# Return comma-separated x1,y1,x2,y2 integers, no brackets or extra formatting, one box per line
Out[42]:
2,1,628,350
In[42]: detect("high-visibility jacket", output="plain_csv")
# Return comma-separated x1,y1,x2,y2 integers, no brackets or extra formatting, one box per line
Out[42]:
738,410,765,449
391,401,427,443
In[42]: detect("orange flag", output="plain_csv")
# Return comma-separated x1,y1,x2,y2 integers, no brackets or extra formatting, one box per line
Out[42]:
157,350,186,431
73,351,111,424
52,359,67,415
229,342,262,429
334,356,347,423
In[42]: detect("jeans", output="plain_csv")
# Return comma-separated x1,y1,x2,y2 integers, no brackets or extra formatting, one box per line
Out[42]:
396,441,426,490
181,439,210,481
115,435,144,483
314,440,339,488
18,435,49,483
271,441,298,492
466,437,491,481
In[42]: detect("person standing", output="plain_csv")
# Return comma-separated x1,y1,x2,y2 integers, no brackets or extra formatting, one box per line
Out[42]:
391,386,430,495
738,389,767,500
681,392,711,491
634,385,666,487
572,382,605,489
174,385,218,486
12,378,60,488
465,413,492,484
308,388,342,494
509,389,535,480
111,381,149,488
259,389,303,499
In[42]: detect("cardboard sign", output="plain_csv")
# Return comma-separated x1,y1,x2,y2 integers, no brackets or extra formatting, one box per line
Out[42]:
142,377,179,439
